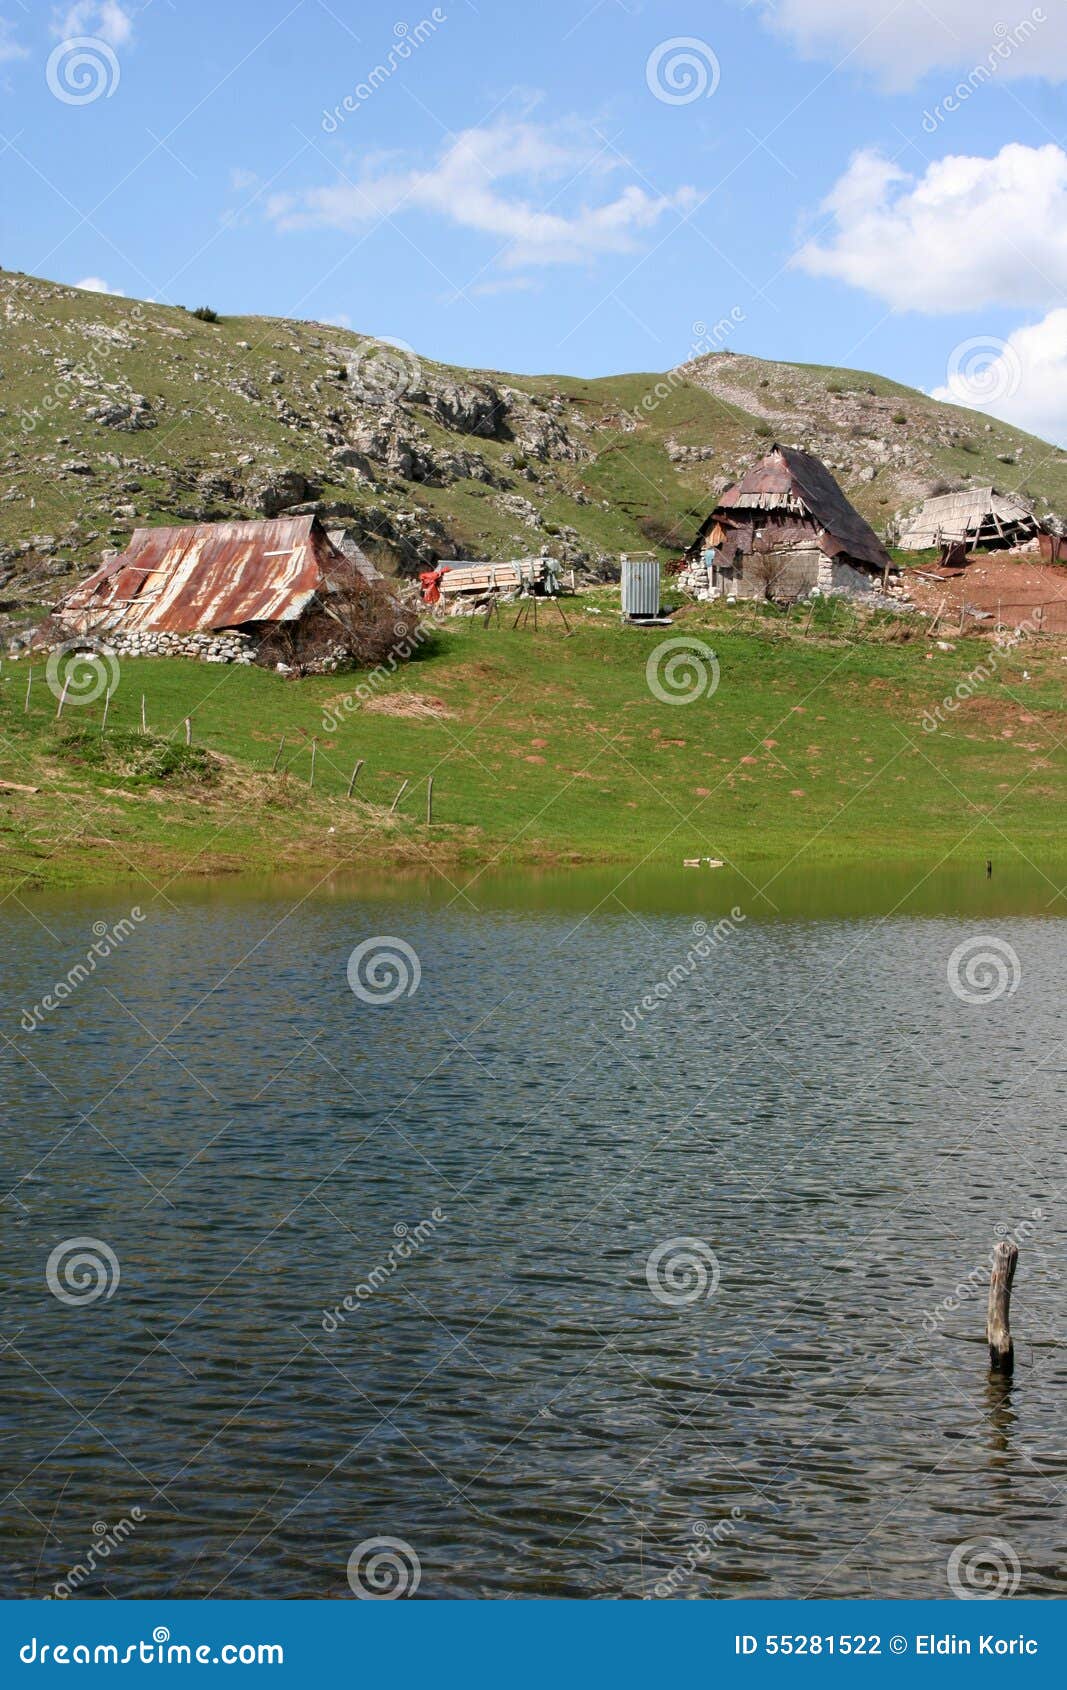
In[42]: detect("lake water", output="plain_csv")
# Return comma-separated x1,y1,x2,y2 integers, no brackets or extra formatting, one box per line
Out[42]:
2,866,1066,1599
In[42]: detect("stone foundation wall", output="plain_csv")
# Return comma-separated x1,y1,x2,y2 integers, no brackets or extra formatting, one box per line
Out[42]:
90,628,256,664
46,622,359,674
678,546,891,605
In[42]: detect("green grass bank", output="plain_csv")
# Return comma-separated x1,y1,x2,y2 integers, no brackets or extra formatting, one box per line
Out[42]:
2,596,1066,896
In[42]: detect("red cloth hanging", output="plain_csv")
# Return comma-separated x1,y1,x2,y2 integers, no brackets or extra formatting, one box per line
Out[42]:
420,568,447,605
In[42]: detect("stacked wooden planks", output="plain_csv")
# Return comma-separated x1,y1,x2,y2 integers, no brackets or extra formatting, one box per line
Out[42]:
437,558,547,598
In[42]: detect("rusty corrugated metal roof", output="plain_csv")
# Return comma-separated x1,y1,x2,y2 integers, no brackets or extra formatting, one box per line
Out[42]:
58,516,339,634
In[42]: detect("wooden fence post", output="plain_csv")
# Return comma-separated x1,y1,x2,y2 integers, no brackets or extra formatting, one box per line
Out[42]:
141,694,147,734
56,677,70,719
101,686,111,732
426,775,434,825
346,759,364,798
390,778,409,813
272,736,285,773
987,1239,1018,1373
184,717,191,745
309,738,317,788
23,667,32,714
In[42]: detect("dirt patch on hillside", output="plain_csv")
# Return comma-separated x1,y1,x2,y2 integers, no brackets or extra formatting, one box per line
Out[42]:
359,692,457,720
907,554,1067,632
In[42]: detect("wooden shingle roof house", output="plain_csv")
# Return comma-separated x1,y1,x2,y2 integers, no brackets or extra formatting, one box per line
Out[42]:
683,444,893,601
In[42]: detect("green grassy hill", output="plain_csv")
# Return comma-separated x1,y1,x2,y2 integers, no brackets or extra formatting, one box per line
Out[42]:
4,269,1067,640
4,595,1067,894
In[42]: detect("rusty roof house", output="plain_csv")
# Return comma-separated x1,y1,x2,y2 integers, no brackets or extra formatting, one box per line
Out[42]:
54,515,412,671
681,445,893,602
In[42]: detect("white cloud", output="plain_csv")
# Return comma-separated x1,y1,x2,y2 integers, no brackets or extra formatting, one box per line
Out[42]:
75,275,124,294
795,144,1067,312
756,0,1065,90
269,120,698,268
52,2,133,47
932,309,1067,446
0,16,28,63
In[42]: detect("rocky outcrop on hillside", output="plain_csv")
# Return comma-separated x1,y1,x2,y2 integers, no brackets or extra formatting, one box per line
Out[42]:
0,274,601,618
3,270,1067,643
681,351,1066,521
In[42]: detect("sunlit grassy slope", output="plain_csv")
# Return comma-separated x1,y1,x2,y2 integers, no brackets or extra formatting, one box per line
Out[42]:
3,595,1066,894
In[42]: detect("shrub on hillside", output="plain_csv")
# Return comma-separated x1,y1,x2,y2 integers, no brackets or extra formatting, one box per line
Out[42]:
638,513,690,550
254,561,423,675
61,728,219,786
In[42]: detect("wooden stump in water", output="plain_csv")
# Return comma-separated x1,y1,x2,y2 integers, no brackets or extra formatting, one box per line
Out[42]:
987,1240,1018,1373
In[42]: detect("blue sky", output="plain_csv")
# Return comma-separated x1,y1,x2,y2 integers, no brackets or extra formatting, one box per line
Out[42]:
3,1,1067,439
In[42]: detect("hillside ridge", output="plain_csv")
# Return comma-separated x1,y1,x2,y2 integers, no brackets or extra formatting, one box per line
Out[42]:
3,270,1066,640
